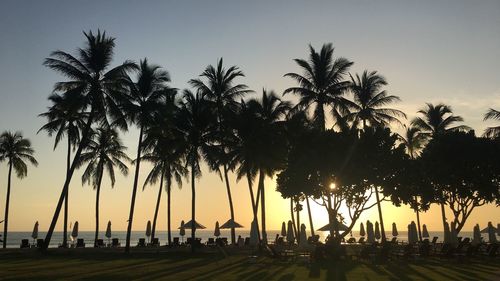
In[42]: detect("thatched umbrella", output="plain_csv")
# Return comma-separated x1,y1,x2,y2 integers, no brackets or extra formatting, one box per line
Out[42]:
281,222,287,237
146,220,152,243
105,221,112,245
31,221,39,244
374,221,381,241
287,220,295,244
472,224,481,245
392,222,398,237
179,220,185,243
359,223,365,237
366,221,375,243
422,224,429,238
214,221,221,237
487,222,497,243
410,221,418,244
71,221,79,243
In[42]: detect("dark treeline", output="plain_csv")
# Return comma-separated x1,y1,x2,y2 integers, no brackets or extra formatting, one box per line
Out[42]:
1,30,499,251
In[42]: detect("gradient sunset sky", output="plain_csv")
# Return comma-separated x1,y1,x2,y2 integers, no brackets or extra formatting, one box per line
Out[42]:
0,0,499,233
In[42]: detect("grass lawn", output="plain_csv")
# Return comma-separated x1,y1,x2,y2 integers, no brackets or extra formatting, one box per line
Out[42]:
0,249,498,281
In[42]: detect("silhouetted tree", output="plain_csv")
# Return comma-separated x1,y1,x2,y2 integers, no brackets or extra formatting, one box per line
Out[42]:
189,58,252,245
42,30,136,249
76,127,129,247
0,131,38,248
122,58,172,253
284,43,353,131
421,131,500,233
483,108,500,138
38,93,86,247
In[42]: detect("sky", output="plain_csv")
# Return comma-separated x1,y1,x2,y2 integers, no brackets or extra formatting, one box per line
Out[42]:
0,0,499,233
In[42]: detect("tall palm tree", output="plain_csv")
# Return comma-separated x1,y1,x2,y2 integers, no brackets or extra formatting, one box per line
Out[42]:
483,108,500,138
189,58,252,245
122,58,172,253
346,70,406,129
42,30,136,249
38,93,86,248
76,127,129,247
284,43,353,131
0,131,38,248
245,90,290,242
176,89,216,252
141,99,186,244
411,103,470,234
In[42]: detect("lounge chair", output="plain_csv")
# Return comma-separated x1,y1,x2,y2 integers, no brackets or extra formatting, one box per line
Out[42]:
76,238,85,248
390,237,398,244
111,238,120,247
276,237,284,245
173,237,180,246
206,237,215,246
20,239,30,248
481,243,499,258
96,239,105,248
244,237,250,246
137,238,146,247
36,239,44,248
150,238,160,247
358,237,365,244
347,237,356,243
221,237,228,246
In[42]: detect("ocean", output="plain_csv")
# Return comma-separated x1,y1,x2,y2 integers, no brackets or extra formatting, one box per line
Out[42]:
1,230,482,248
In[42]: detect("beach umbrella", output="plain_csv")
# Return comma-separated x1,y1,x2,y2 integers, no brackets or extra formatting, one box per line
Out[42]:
287,220,295,244
472,224,481,245
181,219,206,230
146,220,151,242
375,221,381,240
299,224,308,248
422,224,429,238
487,222,497,243
317,220,348,232
366,221,375,243
443,221,451,244
214,221,220,237
71,221,79,242
179,220,185,243
220,219,244,229
249,218,259,246
31,221,39,241
281,222,287,237
410,221,419,244
105,221,112,244
359,223,365,237
392,222,398,237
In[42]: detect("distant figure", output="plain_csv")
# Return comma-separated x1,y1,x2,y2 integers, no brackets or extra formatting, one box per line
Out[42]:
237,235,244,247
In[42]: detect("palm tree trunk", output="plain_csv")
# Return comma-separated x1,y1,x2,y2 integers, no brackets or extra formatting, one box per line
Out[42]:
414,196,422,242
306,197,315,237
151,171,164,241
223,165,236,245
43,110,95,250
3,161,12,248
246,173,261,241
125,126,144,253
94,168,103,247
167,175,172,246
290,198,296,239
258,169,267,243
374,186,387,242
62,136,71,248
191,161,196,253
296,199,300,244
314,103,326,131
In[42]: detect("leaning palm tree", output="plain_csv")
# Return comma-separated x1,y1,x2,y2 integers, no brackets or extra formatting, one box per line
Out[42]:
483,108,500,138
76,127,129,247
122,58,173,253
38,93,86,248
245,90,290,242
141,100,186,244
411,103,470,234
42,30,136,249
0,131,38,248
189,58,252,245
346,70,406,129
284,43,353,131
176,89,216,252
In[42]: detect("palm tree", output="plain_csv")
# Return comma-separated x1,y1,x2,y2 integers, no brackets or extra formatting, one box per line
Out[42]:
0,131,38,248
189,58,252,245
141,98,186,244
42,30,136,248
284,43,353,131
346,70,406,129
122,58,172,253
398,125,427,241
176,89,216,252
76,127,129,247
411,103,470,235
483,108,500,138
38,93,86,248
245,90,290,242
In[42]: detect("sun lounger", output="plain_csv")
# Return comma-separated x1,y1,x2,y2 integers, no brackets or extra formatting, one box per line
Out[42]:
150,238,160,247
111,238,120,247
206,237,215,246
96,239,105,248
390,237,398,244
347,237,356,243
137,238,146,247
173,237,180,246
358,237,365,244
244,237,250,246
36,239,44,248
20,239,30,248
76,238,85,248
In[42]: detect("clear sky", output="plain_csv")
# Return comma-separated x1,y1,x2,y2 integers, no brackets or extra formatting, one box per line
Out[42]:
0,0,499,233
